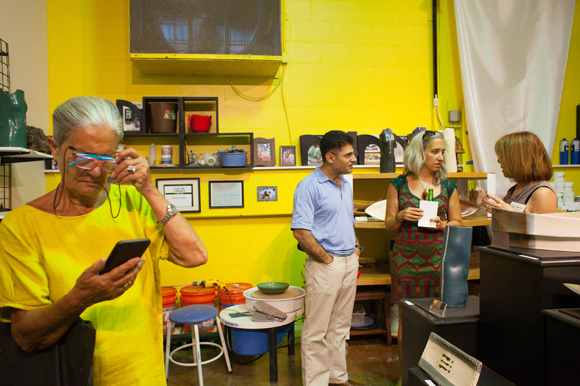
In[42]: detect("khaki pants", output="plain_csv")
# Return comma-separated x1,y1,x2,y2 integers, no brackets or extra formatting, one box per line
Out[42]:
302,253,359,386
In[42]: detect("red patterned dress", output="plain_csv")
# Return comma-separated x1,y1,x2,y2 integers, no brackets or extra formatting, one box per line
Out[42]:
390,175,456,301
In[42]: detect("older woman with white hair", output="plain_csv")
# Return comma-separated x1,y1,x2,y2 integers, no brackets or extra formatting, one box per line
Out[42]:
0,96,208,385
385,130,462,302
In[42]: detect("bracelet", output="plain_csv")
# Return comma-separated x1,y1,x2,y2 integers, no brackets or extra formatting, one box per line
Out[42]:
395,211,404,223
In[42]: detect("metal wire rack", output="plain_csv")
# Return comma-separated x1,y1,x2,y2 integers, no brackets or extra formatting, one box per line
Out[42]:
0,38,9,93
1,38,11,210
0,164,11,211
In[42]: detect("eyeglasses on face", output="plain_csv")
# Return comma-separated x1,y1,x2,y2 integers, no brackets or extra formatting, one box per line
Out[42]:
67,147,117,172
330,151,357,159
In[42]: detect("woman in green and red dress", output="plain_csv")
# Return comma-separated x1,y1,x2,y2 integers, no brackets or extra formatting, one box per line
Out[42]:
384,130,463,348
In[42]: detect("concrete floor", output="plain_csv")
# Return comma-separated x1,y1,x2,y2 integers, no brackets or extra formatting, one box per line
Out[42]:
167,336,400,386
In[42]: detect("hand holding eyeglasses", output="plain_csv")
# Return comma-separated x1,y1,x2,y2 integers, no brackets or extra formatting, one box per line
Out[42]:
111,148,153,195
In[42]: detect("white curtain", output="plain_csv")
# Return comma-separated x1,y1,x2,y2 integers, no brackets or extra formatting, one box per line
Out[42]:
455,0,575,196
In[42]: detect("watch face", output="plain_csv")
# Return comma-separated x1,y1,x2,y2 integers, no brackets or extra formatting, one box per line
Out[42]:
169,204,178,214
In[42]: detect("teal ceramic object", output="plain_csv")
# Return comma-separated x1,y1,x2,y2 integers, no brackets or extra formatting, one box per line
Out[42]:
257,282,289,295
0,89,27,148
441,225,472,308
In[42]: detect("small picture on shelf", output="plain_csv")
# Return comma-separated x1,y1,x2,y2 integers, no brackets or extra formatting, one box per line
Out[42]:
257,186,277,202
116,100,144,133
253,138,276,167
308,145,322,166
280,146,296,166
258,143,271,161
364,144,381,165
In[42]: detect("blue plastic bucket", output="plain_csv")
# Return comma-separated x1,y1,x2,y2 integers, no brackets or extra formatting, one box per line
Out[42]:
230,322,294,356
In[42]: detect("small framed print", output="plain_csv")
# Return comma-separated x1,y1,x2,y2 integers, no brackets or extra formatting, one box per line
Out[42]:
116,100,144,132
280,146,296,166
257,186,277,201
156,178,201,213
209,180,244,209
253,137,276,167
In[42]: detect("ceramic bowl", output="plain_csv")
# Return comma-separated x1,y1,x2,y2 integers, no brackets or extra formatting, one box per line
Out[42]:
365,200,387,221
257,282,290,295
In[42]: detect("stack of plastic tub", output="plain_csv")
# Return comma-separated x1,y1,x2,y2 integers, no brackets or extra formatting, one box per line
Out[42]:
162,287,178,335
179,285,216,333
217,283,252,310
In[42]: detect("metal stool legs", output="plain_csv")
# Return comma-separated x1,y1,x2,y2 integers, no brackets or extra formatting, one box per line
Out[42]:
165,315,232,385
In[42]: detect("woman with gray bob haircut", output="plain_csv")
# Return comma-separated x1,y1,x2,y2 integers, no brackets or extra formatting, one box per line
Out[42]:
0,96,208,386
52,96,124,146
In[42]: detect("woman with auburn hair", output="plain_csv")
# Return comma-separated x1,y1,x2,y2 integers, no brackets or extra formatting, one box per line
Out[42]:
485,131,557,215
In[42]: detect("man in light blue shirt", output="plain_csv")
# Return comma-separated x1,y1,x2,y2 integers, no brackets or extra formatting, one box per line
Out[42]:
292,131,363,386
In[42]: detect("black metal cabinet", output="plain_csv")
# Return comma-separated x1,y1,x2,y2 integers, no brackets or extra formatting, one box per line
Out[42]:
478,246,580,386
543,308,580,386
400,296,479,386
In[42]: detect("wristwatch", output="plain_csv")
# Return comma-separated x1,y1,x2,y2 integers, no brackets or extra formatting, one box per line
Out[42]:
355,244,364,254
159,204,179,226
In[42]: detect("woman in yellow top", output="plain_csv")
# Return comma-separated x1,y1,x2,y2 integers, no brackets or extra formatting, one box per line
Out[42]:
0,97,208,385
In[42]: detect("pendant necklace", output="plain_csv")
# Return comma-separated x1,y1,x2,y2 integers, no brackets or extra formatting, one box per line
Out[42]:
418,175,433,199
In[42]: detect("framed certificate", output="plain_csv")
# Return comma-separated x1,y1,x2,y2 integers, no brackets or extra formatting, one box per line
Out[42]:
156,178,201,213
208,180,244,209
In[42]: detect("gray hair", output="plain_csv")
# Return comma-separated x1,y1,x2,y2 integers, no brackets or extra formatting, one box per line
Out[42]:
403,131,448,185
52,96,123,146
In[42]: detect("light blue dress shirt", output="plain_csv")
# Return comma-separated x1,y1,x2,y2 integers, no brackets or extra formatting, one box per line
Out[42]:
291,167,355,256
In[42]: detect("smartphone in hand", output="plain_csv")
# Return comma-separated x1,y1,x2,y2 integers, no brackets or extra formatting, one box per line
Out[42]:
99,239,151,275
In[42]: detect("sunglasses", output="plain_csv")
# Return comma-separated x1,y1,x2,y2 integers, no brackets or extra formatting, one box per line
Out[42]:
423,130,437,137
67,147,118,172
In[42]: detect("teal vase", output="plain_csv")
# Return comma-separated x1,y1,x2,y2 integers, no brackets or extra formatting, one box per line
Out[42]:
0,89,27,148
440,225,473,308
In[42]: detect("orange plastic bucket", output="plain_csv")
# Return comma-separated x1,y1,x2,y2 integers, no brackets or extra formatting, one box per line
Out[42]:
217,282,252,310
162,287,177,335
180,285,216,333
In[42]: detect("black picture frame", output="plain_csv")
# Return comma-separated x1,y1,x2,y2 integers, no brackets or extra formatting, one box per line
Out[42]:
208,180,244,209
299,135,323,166
155,178,201,213
357,135,381,165
116,100,144,134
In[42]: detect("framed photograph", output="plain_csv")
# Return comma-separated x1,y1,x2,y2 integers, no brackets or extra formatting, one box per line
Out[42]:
209,180,244,208
257,186,278,201
156,178,200,213
253,137,276,167
116,100,144,132
280,146,296,166
299,135,323,166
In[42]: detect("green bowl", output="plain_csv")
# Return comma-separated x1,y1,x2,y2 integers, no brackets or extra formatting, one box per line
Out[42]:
257,282,290,295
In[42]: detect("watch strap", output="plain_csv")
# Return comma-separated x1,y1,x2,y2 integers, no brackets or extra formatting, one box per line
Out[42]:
159,204,178,226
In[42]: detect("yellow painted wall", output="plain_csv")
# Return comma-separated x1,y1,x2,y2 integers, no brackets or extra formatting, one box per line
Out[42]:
47,0,433,286
45,0,580,288
551,3,580,191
